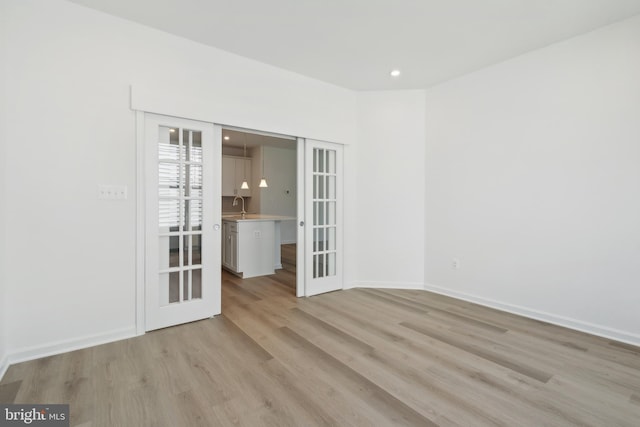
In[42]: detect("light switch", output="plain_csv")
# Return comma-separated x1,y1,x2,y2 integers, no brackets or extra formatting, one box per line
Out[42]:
99,185,128,200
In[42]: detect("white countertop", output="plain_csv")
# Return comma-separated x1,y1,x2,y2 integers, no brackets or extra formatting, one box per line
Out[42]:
221,214,296,222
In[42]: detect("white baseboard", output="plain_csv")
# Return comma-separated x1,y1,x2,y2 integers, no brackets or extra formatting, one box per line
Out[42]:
0,352,9,382
7,326,137,368
350,281,424,290
423,283,640,347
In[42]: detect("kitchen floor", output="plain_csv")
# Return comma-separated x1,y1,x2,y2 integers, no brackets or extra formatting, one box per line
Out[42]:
222,243,297,297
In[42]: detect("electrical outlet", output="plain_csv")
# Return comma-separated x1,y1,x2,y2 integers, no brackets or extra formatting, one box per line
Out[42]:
452,258,460,270
254,230,262,239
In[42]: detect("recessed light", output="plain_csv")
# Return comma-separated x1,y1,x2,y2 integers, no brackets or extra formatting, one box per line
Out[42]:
390,69,401,77
224,136,230,140
169,128,176,133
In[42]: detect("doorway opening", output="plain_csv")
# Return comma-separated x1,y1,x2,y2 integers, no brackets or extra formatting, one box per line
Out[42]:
138,112,344,334
219,127,298,308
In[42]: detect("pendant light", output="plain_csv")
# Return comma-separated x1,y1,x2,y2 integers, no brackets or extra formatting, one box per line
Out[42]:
259,145,268,188
240,143,249,190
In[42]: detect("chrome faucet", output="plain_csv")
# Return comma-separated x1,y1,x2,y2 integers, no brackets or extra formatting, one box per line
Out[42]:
232,195,246,218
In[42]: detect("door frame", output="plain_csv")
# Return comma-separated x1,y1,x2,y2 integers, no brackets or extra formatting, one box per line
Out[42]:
135,113,345,335
219,125,305,298
136,111,145,335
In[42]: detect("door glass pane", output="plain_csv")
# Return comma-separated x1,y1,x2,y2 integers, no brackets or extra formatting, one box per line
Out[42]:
314,254,325,278
181,199,202,231
172,271,181,303
183,270,189,301
159,163,181,197
313,148,318,173
327,176,335,199
159,236,180,270
318,175,325,199
159,199,180,230
187,199,202,231
327,252,336,276
192,268,202,299
313,175,318,199
315,202,325,225
327,150,336,174
313,201,317,225
159,126,180,161
189,164,203,197
318,253,325,278
192,235,202,265
159,271,180,305
182,235,189,266
183,130,191,162
313,254,316,277
315,227,325,252
327,227,336,251
318,149,325,173
190,131,202,163
327,202,336,226
178,130,186,161
313,228,318,252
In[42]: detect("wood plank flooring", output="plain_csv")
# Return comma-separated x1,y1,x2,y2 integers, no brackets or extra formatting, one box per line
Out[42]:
2,247,640,425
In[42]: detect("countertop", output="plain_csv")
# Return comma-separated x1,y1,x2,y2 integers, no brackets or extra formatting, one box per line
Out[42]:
221,214,296,223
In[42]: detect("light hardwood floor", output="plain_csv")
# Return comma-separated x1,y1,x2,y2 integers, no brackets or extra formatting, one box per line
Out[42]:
2,246,640,426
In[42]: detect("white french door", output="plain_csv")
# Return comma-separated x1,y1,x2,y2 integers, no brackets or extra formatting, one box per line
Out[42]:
303,139,343,296
144,114,221,331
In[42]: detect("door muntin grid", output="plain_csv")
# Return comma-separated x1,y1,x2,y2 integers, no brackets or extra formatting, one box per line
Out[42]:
312,148,337,279
158,126,203,305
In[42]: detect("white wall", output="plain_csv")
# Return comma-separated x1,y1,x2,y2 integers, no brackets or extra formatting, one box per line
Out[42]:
255,146,297,244
424,15,640,344
0,0,8,377
3,0,356,362
355,91,426,289
6,0,637,373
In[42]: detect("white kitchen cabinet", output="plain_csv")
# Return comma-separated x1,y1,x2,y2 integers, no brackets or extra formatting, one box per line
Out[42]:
222,156,252,197
221,156,236,197
221,218,276,278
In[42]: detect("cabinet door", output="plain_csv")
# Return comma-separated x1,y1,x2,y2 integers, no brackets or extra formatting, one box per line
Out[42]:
229,230,238,271
222,156,236,196
235,158,252,197
222,222,229,267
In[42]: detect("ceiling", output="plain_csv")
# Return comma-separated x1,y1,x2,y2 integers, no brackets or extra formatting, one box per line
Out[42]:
69,0,640,90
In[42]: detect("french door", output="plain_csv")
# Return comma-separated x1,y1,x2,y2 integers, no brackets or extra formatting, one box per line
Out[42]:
303,139,343,296
144,114,221,331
